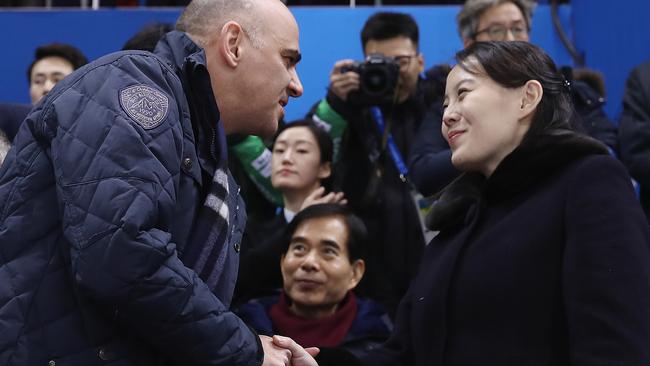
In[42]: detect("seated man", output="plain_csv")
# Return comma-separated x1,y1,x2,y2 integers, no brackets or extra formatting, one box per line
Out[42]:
619,60,650,222
409,0,619,196
236,204,392,358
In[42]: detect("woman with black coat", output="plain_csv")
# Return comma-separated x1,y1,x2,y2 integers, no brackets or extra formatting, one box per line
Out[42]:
318,41,650,366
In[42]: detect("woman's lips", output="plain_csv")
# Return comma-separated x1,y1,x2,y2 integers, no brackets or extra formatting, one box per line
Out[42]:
447,130,465,144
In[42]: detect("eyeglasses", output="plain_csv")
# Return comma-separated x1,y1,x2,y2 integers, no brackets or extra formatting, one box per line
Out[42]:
473,24,529,41
391,54,419,70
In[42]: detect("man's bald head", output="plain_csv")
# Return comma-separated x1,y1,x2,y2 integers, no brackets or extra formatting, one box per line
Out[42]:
176,0,269,48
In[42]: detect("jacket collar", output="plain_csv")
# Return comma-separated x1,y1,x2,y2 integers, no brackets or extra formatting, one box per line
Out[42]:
426,131,609,231
155,31,227,176
154,30,207,74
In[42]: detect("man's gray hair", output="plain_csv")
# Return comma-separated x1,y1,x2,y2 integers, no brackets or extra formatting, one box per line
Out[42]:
457,0,537,40
176,0,264,48
0,129,11,167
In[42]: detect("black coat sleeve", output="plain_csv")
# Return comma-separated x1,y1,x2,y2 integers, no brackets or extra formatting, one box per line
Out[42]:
564,155,650,365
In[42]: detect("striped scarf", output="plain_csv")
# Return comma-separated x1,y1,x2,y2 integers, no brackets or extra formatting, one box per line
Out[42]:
181,131,232,292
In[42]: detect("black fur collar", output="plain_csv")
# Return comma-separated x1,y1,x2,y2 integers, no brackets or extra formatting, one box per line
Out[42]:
426,131,609,231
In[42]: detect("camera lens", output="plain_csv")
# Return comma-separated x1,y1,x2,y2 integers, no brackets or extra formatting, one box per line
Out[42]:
362,67,390,96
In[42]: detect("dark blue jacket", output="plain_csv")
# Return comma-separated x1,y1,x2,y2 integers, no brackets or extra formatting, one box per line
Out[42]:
236,293,392,358
0,31,261,365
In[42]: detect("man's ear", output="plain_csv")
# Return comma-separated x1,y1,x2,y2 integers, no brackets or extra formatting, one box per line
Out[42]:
219,21,245,68
416,53,425,73
347,259,365,290
519,79,543,120
463,37,474,48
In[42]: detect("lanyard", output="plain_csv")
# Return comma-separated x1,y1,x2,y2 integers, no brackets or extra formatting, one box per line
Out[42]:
370,106,408,182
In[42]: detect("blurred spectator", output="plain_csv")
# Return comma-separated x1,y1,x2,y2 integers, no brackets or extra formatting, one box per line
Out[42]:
619,60,650,222
235,120,345,303
122,22,174,51
27,43,87,104
1,43,86,165
237,204,391,358
309,11,436,317
409,0,619,197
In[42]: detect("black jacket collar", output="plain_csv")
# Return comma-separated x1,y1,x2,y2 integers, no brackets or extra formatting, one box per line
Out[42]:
427,131,609,231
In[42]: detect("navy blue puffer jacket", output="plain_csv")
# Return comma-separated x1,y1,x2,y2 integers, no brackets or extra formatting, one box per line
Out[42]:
0,32,261,366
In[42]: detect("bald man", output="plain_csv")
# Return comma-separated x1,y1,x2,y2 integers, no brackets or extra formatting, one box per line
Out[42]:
0,1,316,365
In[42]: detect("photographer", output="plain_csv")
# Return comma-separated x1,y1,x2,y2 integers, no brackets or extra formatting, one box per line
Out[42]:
309,12,436,316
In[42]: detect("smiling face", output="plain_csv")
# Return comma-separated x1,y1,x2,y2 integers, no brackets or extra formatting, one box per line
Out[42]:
281,215,364,319
442,61,531,177
271,126,330,197
364,36,424,103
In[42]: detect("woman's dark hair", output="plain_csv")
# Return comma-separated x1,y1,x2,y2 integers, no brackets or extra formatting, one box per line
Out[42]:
455,41,574,144
282,203,367,263
272,119,335,189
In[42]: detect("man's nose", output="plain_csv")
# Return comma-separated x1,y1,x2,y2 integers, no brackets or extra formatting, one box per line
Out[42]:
289,69,303,97
43,79,56,95
300,251,319,271
505,29,517,41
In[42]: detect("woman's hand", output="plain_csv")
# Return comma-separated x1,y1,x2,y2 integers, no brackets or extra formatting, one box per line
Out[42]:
300,187,347,211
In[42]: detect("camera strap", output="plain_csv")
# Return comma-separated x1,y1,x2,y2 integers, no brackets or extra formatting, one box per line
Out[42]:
370,107,439,242
370,106,408,183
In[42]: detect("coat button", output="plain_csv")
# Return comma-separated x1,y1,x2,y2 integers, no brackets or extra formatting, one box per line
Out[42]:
182,157,192,171
233,242,241,253
48,361,56,366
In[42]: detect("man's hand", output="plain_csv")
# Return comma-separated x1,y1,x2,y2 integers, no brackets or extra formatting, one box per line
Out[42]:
329,59,360,102
260,335,292,366
272,335,319,366
299,187,347,211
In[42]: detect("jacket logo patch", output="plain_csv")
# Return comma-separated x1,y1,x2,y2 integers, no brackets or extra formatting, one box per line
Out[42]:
119,85,169,129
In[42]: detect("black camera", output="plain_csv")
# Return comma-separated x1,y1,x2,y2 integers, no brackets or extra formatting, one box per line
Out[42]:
340,53,399,107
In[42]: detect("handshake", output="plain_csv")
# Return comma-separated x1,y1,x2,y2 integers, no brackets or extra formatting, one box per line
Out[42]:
260,335,320,366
